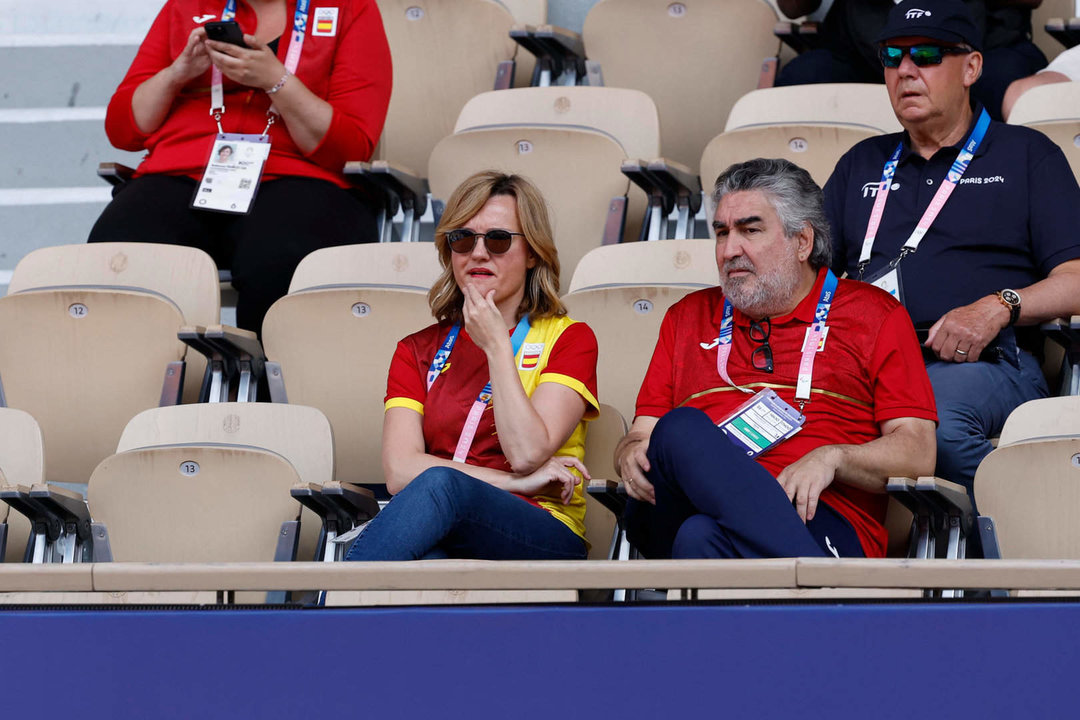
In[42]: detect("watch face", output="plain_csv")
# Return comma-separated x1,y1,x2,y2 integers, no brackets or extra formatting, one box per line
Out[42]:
1001,289,1021,306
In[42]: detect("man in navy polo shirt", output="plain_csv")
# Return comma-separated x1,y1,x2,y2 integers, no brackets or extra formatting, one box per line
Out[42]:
825,0,1080,494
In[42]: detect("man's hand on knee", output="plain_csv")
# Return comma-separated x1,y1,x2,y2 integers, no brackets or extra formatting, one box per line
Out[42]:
775,446,841,523
925,297,1009,363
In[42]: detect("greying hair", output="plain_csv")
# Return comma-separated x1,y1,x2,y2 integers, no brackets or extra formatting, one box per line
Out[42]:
711,158,832,269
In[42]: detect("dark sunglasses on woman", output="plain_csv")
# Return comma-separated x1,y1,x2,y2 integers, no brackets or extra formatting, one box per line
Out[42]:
445,228,526,254
879,44,972,68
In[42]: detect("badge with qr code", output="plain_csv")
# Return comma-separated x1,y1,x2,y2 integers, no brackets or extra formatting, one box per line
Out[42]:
192,132,271,214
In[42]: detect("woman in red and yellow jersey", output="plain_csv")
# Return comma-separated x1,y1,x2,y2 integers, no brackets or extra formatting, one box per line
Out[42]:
345,171,599,561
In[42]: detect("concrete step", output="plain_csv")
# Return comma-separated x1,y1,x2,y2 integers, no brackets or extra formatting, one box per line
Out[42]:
0,198,110,273
0,46,138,109
0,119,144,188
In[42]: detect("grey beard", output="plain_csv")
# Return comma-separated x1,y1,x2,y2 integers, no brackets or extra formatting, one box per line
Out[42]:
720,259,803,318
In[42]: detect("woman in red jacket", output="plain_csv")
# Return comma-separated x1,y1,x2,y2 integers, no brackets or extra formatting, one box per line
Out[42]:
89,0,392,332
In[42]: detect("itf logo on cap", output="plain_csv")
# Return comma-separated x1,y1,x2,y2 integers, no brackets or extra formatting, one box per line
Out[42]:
905,8,931,19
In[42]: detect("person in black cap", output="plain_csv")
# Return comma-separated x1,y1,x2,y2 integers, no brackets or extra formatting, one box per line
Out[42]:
776,0,1046,119
824,0,1080,497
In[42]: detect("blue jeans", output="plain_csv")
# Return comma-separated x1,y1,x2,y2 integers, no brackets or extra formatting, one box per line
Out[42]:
343,466,587,561
624,408,864,560
926,331,1047,493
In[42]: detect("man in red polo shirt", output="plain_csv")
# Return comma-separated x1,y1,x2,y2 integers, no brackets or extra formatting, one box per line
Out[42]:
615,158,938,559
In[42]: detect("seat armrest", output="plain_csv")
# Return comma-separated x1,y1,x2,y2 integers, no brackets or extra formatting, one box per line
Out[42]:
587,478,627,518
912,476,973,519
512,24,587,85
204,324,264,360
0,484,63,542
622,159,672,213
28,484,92,542
366,161,430,217
535,25,586,62
1045,18,1080,49
320,481,380,522
646,158,703,214
97,162,135,187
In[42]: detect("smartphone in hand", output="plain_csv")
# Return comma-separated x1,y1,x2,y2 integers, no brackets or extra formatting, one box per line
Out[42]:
204,20,248,47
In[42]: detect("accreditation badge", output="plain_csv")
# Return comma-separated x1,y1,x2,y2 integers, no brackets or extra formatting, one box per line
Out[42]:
863,263,905,305
192,133,271,215
715,388,805,459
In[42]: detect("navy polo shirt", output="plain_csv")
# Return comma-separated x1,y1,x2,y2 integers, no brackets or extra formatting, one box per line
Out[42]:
824,107,1080,329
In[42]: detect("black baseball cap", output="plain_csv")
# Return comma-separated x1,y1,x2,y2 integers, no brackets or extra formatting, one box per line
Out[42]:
876,0,983,51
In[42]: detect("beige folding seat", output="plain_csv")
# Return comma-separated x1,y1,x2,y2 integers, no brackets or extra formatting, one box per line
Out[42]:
0,243,218,489
561,239,718,421
723,84,902,134
262,243,441,495
975,437,1080,560
699,84,899,192
583,0,781,169
429,124,630,288
452,85,660,244
0,409,44,563
1008,82,1080,184
374,0,519,177
115,402,364,562
997,396,1080,447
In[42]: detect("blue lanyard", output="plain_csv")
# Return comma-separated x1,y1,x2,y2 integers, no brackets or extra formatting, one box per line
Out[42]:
426,316,532,393
858,107,991,274
717,270,838,403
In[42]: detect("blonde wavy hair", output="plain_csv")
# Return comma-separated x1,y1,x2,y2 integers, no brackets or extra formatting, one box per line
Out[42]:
429,171,565,324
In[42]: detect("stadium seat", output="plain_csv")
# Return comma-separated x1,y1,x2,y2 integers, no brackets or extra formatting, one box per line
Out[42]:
561,239,718,421
261,243,440,497
701,124,881,192
1007,82,1080,183
452,85,660,243
724,83,902,134
583,403,628,562
375,0,518,179
114,402,374,563
0,409,44,563
0,243,219,491
997,396,1080,447
1033,0,1078,58
582,0,781,169
428,126,630,288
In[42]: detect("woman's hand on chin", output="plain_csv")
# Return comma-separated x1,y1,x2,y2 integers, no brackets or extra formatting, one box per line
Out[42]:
462,284,510,356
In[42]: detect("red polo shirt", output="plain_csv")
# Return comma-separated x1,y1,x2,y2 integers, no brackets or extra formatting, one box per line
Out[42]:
636,268,937,557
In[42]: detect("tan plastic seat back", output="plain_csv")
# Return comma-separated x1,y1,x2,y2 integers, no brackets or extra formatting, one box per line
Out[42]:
583,403,627,560
117,403,335,561
429,126,630,287
1011,120,1080,185
998,396,1080,447
0,290,186,488
455,87,661,160
88,445,301,562
975,438,1080,559
568,238,718,293
1032,0,1074,62
8,242,220,327
700,124,881,192
724,84,902,133
1007,81,1080,126
262,287,435,488
563,241,717,420
288,242,442,293
584,0,780,168
375,0,517,175
0,409,44,562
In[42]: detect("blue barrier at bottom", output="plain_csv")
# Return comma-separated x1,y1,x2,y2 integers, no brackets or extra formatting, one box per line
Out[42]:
2,601,1078,718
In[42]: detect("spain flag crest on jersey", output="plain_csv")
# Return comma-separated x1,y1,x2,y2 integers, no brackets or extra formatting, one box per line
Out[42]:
518,342,544,371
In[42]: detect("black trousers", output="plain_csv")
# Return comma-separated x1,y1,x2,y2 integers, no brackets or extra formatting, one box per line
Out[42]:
88,174,378,332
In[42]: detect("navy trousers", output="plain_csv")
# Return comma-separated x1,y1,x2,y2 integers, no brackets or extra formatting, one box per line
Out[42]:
624,408,865,560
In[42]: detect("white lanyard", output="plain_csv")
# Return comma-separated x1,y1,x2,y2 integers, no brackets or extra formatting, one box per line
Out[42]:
857,108,991,277
209,0,310,134
716,270,838,406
